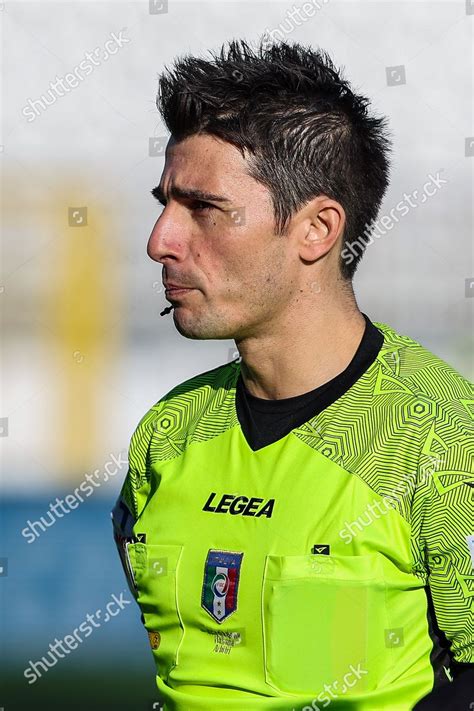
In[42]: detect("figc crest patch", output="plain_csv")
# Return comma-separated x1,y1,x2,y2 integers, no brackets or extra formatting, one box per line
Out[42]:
201,549,243,623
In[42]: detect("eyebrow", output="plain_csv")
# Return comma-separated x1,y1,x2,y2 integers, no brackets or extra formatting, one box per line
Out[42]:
151,183,232,205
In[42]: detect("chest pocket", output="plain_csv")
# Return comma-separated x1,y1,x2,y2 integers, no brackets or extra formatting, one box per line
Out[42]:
126,542,184,680
262,553,402,695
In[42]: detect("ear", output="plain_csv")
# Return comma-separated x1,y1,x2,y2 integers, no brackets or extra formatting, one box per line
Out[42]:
299,197,345,263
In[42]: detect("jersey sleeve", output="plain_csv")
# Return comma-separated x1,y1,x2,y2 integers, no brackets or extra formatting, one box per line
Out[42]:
419,437,474,665
111,403,162,596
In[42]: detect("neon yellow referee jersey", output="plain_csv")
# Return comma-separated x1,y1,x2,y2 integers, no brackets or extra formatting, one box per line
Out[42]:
112,319,474,710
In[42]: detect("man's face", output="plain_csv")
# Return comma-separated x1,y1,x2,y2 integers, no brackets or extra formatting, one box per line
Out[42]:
148,133,300,341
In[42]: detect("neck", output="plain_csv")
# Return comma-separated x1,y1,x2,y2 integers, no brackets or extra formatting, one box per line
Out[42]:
236,293,366,400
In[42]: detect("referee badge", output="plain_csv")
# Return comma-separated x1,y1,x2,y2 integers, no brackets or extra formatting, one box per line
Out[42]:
201,549,243,624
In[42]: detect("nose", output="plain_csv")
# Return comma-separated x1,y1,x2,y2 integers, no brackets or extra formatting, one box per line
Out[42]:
147,210,188,264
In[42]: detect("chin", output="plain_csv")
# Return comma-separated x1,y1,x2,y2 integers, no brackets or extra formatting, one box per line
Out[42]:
173,308,237,341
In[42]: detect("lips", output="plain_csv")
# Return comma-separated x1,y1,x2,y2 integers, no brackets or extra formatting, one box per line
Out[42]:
164,283,195,300
164,283,192,290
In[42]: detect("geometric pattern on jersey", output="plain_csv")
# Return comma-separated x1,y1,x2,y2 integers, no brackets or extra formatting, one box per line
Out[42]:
122,319,474,663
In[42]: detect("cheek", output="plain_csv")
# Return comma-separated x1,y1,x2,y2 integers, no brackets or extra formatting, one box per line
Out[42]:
201,220,283,292
232,255,284,307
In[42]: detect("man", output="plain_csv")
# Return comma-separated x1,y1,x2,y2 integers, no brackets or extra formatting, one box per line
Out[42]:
112,39,473,710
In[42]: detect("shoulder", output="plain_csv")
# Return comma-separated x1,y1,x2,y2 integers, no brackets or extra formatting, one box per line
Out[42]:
372,320,473,439
305,320,472,523
137,359,239,427
130,359,240,461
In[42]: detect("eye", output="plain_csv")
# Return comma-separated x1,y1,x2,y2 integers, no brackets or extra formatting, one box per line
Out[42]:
192,200,214,213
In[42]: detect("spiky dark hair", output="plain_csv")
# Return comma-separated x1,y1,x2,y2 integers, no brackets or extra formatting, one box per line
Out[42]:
157,38,392,280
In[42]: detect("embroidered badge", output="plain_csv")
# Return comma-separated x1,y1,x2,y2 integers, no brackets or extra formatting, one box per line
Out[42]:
201,549,244,623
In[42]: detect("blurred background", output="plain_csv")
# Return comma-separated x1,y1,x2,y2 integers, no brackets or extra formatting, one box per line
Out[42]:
1,0,472,709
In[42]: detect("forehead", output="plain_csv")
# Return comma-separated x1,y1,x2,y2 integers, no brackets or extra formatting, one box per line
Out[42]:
162,133,256,196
